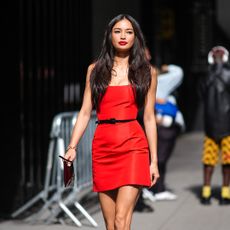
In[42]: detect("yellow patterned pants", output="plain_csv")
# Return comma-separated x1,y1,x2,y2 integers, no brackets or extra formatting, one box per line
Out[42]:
202,136,230,166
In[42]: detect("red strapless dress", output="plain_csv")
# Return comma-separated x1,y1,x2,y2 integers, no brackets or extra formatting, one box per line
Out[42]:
92,85,151,192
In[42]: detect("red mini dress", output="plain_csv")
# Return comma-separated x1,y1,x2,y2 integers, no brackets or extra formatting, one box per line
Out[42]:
92,85,151,192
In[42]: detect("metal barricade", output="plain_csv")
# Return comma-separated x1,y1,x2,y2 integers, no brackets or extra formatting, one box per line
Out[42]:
11,111,98,227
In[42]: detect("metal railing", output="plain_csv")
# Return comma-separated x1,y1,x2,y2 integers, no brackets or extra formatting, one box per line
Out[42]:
12,111,98,227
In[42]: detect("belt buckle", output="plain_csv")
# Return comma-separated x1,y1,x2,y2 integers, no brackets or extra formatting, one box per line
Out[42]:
109,118,116,124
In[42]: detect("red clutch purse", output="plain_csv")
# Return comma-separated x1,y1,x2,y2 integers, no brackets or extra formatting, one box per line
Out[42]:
59,156,75,187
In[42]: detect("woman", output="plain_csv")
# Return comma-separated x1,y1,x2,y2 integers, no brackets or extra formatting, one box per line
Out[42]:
65,14,159,230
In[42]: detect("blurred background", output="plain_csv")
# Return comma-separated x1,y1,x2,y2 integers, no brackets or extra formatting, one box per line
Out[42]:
1,0,230,218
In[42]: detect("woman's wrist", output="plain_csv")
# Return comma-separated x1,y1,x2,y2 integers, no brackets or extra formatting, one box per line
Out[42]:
66,145,77,152
150,160,158,165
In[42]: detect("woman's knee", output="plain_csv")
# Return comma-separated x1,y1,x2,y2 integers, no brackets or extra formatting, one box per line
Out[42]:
114,213,128,229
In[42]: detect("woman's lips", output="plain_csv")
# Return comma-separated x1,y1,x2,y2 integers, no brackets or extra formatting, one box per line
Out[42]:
118,41,128,45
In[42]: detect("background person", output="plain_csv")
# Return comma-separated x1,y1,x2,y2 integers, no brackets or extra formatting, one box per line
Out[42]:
139,48,185,202
142,63,185,201
200,45,230,205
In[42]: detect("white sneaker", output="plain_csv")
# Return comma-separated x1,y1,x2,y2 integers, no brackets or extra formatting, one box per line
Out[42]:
142,188,156,202
154,191,177,201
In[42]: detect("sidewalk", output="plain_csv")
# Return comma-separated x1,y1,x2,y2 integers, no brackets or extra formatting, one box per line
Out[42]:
0,131,229,230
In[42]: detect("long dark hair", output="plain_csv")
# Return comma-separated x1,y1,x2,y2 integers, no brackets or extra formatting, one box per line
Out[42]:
90,14,152,109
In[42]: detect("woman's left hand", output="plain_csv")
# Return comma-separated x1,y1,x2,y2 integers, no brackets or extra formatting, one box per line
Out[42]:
150,162,160,187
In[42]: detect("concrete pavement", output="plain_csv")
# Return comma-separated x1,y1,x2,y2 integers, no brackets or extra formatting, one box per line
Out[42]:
0,131,229,230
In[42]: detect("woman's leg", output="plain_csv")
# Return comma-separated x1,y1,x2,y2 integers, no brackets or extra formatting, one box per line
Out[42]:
114,185,141,230
98,190,117,230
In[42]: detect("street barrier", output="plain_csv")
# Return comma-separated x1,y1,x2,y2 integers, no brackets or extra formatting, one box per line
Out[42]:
11,111,98,227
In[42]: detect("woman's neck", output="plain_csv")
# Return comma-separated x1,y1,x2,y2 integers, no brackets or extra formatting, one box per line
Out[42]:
114,54,129,67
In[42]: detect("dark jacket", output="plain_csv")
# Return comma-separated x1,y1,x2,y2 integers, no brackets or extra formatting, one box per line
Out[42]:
200,63,230,140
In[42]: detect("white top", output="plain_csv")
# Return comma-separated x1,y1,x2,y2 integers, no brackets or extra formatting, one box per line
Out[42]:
156,64,184,99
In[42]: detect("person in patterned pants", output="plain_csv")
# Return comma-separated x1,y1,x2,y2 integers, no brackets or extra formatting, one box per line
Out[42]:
200,46,230,205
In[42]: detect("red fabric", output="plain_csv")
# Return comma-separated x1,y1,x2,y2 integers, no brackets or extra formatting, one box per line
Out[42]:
92,85,151,192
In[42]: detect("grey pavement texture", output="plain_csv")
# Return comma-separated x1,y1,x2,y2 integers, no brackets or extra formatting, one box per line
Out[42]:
0,131,229,230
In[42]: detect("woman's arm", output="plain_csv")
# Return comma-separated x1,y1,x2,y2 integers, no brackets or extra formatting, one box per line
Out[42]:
143,66,159,186
65,63,95,162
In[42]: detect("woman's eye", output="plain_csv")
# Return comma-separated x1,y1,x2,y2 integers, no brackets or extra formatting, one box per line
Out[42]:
114,30,120,34
127,31,133,34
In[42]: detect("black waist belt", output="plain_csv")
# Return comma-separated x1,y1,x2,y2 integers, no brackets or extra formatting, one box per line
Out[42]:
96,118,136,124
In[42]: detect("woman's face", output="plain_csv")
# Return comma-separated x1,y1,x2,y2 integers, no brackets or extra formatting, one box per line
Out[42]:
111,18,135,53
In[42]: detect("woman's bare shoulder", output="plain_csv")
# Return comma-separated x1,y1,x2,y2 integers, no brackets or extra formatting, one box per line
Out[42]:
86,63,97,81
150,65,157,76
88,62,97,72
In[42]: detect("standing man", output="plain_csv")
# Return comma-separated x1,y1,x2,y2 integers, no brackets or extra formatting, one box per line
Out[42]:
200,46,230,205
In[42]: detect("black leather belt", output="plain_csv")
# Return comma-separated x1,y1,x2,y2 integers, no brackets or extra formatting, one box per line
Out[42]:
96,118,136,124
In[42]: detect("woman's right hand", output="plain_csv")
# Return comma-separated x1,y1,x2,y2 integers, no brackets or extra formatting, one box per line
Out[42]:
64,148,76,162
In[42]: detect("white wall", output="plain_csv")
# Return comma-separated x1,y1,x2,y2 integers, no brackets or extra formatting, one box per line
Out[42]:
91,0,141,59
